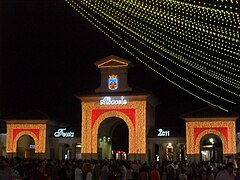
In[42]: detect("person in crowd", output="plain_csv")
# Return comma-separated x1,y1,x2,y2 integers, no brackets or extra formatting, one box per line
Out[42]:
118,160,127,180
138,163,149,180
126,162,134,180
150,163,160,180
185,163,193,180
206,166,214,180
85,163,93,180
131,160,141,179
178,166,187,180
166,164,176,180
108,163,117,180
30,160,51,180
46,159,58,180
0,156,12,180
75,160,84,180
58,161,68,180
161,167,167,180
101,160,110,180
13,156,24,179
3,155,240,180
92,160,101,180
215,162,235,180
214,164,223,178
200,168,207,180
65,161,73,180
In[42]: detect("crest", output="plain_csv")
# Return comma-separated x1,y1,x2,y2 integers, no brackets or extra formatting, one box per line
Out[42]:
108,74,118,90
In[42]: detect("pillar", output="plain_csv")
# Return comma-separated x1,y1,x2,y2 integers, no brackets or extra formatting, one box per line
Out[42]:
157,144,162,165
173,143,178,162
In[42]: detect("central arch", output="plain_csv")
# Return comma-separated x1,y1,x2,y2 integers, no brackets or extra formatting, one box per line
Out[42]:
92,111,135,155
97,117,129,159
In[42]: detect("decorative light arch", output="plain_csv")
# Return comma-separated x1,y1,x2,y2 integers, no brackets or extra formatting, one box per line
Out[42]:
92,111,135,154
195,129,227,154
6,122,47,154
185,120,236,155
13,131,40,153
80,98,147,160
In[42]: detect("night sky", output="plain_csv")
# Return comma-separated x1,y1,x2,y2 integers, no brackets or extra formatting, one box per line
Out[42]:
1,0,239,127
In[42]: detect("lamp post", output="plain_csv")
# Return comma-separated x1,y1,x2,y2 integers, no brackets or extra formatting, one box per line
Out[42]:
209,138,215,162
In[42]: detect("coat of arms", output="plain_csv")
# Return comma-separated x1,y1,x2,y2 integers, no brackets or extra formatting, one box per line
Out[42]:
108,74,118,90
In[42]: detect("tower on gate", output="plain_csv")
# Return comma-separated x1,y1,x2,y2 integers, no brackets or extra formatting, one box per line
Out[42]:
76,55,159,161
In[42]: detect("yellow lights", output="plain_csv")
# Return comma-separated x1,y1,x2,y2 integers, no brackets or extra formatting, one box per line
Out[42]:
65,0,240,112
98,59,128,68
185,120,236,155
91,111,135,153
99,136,111,142
6,123,47,153
81,99,147,158
195,128,227,153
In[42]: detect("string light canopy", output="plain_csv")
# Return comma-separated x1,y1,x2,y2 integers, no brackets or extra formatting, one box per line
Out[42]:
65,0,239,112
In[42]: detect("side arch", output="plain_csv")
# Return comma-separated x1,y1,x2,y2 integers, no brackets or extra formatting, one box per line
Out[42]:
92,111,135,154
13,131,40,153
195,129,227,154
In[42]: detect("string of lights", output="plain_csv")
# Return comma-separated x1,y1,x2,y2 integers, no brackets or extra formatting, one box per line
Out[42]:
77,0,240,103
80,0,239,87
101,0,240,68
78,0,240,88
65,0,239,111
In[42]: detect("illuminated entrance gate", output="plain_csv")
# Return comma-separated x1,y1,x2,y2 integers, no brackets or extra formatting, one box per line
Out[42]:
77,55,158,161
182,107,238,162
79,98,148,161
6,120,47,158
98,117,129,160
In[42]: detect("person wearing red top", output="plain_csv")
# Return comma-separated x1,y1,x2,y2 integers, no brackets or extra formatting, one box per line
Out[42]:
150,164,160,180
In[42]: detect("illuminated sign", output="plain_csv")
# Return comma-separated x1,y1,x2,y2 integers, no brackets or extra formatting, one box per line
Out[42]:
100,96,127,105
158,129,170,137
29,144,35,149
54,128,74,138
108,74,118,90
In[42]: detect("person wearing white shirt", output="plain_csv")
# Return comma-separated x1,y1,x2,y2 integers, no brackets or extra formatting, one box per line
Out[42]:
75,162,84,180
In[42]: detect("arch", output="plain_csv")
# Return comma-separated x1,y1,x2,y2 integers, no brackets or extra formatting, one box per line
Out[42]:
13,131,40,153
92,111,135,154
200,134,222,146
195,129,227,154
17,135,35,158
111,120,129,151
98,117,125,139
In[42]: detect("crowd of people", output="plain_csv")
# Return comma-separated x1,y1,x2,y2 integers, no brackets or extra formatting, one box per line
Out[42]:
0,155,239,180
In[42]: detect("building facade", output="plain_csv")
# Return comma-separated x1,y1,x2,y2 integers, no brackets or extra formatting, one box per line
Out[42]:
0,55,239,163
